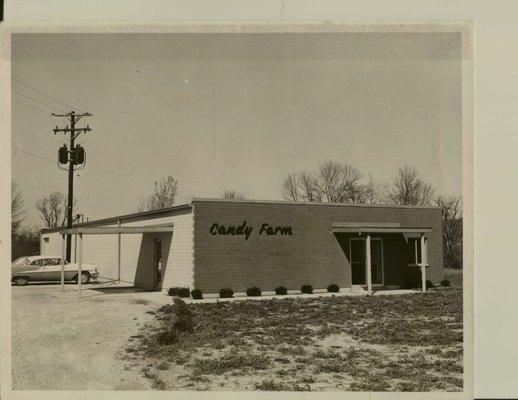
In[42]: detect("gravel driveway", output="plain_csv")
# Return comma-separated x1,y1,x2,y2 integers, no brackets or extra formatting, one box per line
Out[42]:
12,284,169,390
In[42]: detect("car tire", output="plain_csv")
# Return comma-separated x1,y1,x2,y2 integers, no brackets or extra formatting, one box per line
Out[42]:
13,277,30,286
74,272,90,284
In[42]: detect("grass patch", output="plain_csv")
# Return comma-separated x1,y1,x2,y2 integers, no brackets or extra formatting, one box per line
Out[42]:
128,270,463,391
191,353,271,375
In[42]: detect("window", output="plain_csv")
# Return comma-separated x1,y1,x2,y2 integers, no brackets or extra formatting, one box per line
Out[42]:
43,237,49,243
13,257,29,265
408,238,422,265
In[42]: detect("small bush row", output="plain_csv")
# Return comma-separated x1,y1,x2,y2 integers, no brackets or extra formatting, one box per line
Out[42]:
168,283,342,300
167,287,203,300
169,279,448,300
402,280,439,290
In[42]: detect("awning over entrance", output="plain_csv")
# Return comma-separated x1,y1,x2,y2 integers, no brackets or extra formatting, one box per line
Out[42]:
331,222,432,234
55,223,174,297
332,221,431,294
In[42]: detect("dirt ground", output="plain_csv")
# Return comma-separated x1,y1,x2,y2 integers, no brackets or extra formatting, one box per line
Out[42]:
11,283,168,390
126,269,463,391
11,270,463,391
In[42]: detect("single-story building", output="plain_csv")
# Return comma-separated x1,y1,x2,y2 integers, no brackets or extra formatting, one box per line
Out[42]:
40,198,443,295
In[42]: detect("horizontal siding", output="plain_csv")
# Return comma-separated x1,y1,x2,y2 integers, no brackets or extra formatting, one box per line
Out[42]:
40,234,62,257
39,208,194,291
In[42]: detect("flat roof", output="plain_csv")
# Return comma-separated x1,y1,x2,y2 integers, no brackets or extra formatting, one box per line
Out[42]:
41,198,440,234
41,203,192,233
191,198,441,210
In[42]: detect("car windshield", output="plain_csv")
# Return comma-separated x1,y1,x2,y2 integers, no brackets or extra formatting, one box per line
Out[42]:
13,257,30,265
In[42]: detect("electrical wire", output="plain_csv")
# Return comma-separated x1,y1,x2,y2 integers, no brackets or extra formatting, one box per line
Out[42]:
11,146,56,164
12,181,57,193
12,99,51,115
12,76,86,113
12,89,67,113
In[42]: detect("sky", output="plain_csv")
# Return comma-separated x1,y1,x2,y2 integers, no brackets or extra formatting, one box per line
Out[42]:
11,32,462,228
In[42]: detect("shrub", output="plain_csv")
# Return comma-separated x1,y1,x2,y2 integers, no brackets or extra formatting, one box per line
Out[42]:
403,280,434,290
327,283,340,293
190,289,203,300
172,297,194,333
156,328,178,345
246,286,262,297
275,286,288,295
300,284,313,294
402,281,417,290
167,287,190,298
440,279,451,287
219,287,234,298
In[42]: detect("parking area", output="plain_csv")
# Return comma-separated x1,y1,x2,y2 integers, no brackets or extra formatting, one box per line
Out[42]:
11,283,170,390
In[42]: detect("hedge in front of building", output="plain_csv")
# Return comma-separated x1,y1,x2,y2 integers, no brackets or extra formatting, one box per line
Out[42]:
246,287,262,297
219,288,234,298
301,284,313,294
168,287,190,298
275,286,288,295
327,284,340,293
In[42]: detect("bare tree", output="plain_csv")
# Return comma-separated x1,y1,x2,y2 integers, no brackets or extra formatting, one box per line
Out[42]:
282,160,364,204
35,191,71,228
317,160,345,202
222,190,245,200
281,174,300,202
435,194,463,268
316,160,363,203
360,174,389,205
298,171,321,202
12,228,40,260
11,184,25,237
388,165,435,206
138,175,178,212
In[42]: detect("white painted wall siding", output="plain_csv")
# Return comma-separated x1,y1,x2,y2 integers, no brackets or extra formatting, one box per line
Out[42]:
40,234,62,256
39,208,194,291
161,212,194,291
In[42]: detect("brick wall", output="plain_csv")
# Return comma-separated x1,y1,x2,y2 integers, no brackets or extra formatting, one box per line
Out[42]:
193,200,443,294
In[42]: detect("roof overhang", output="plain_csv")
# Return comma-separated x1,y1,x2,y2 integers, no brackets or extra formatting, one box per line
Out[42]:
331,222,431,234
57,223,174,235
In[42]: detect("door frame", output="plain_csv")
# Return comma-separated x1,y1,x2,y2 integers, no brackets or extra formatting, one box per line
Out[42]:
349,237,385,287
153,238,163,290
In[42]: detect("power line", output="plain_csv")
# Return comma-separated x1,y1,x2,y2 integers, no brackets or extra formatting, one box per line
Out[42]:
12,181,56,193
12,77,86,113
12,146,56,164
12,89,67,113
12,99,51,115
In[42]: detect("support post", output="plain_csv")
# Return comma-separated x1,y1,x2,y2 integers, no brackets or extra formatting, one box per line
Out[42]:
78,232,83,298
366,233,372,293
420,233,427,292
117,220,121,283
61,234,66,292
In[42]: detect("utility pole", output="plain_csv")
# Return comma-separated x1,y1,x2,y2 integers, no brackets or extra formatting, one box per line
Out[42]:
53,111,92,262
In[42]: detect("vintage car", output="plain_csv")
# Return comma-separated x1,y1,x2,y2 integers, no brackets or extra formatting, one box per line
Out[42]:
11,255,99,286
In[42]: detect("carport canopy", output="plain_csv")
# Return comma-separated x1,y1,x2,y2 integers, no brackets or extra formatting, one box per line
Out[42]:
56,223,174,297
331,222,431,293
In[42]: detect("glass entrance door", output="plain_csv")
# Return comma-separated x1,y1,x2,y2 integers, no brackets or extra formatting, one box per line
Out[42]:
350,238,384,285
370,239,383,285
154,239,162,289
